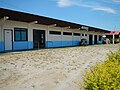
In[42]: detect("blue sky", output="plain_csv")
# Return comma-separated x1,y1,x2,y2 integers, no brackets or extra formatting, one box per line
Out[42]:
0,0,120,30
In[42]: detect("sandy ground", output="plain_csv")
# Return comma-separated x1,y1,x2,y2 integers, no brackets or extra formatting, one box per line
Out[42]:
0,44,119,90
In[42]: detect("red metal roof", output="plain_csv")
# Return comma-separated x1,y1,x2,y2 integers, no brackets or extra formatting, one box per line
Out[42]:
108,31,120,35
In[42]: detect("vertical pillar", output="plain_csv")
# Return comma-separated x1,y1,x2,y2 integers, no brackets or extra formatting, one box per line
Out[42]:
0,25,2,42
27,24,33,49
97,35,99,41
61,28,65,47
46,26,49,48
113,34,115,44
92,32,94,45
61,28,63,47
0,21,4,52
119,34,120,43
72,30,73,46
0,24,2,41
27,24,30,42
87,30,89,45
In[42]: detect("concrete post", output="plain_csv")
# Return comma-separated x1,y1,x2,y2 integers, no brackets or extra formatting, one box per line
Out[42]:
0,19,1,39
47,26,49,48
119,34,120,43
113,34,115,44
87,30,89,45
92,32,94,45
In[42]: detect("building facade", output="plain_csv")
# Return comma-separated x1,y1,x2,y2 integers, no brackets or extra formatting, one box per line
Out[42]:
106,31,120,44
0,8,109,52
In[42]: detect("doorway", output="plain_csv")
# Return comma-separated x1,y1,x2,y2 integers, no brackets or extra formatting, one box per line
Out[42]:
33,30,45,48
94,35,97,44
89,35,93,45
4,29,13,50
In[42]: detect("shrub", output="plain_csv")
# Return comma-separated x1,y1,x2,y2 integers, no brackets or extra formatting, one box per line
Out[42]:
83,51,120,90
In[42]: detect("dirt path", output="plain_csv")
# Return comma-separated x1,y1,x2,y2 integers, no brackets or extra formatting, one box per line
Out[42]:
0,44,119,90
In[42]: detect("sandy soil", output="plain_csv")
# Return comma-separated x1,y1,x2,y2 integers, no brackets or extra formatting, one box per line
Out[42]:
0,44,119,90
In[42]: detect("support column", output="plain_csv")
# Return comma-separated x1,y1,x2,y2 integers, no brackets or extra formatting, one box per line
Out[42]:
0,22,4,52
97,35,99,42
0,25,2,42
47,26,49,48
119,34,120,43
27,24,33,49
113,34,115,44
92,32,94,45
87,30,89,45
61,28,63,47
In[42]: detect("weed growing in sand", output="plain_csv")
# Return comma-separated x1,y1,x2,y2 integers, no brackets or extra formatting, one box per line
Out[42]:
82,50,120,90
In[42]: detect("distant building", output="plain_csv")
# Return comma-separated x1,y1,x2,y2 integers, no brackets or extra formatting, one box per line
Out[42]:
106,31,120,44
0,8,109,52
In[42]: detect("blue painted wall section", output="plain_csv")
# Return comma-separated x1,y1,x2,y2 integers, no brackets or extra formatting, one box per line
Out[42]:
46,41,62,48
13,41,33,50
72,41,80,46
0,42,4,52
62,41,73,47
97,41,102,44
28,42,33,49
46,41,80,48
87,40,89,45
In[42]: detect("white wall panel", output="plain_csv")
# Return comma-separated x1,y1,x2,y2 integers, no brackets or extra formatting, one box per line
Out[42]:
62,35,72,41
1,20,106,46
73,36,80,41
48,28,62,41
48,34,62,41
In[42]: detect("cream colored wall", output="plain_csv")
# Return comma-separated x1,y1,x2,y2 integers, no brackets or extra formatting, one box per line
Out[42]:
73,35,80,41
1,20,28,42
29,24,47,41
48,27,62,41
87,31,105,42
0,20,10,42
80,31,88,42
72,30,81,41
62,30,73,41
1,20,48,42
1,20,105,43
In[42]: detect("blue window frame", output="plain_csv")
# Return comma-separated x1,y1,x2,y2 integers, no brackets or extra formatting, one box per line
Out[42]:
14,28,28,41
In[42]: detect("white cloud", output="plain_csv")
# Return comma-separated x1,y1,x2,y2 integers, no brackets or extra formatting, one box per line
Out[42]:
112,0,120,3
93,7,117,14
57,0,77,7
57,0,117,14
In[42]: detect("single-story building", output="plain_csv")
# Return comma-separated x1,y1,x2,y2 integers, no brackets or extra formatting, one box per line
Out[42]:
106,31,120,44
0,8,110,52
